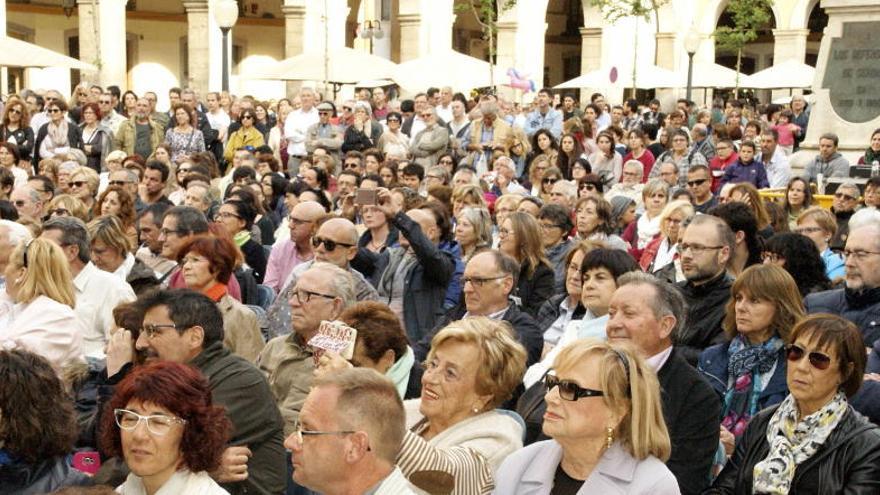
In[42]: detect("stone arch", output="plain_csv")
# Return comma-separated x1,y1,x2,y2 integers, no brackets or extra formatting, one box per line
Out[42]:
702,0,782,34
790,0,820,30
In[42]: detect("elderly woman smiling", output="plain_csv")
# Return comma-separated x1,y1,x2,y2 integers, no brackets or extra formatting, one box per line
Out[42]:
706,314,880,493
494,340,679,494
397,317,527,494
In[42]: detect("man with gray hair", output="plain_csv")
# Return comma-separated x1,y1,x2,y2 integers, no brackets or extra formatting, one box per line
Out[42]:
286,368,413,494
606,271,720,494
9,185,45,222
489,156,527,195
257,262,357,435
548,179,577,209
410,106,449,169
0,219,31,292
466,100,512,174
40,216,135,356
829,181,861,251
284,87,319,175
690,123,715,161
107,168,144,212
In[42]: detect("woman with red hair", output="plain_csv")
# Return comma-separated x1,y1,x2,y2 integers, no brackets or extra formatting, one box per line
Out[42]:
176,234,265,361
101,361,231,494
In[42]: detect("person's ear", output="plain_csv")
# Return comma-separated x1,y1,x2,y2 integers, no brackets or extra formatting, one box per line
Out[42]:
186,325,206,351
734,230,745,245
658,314,677,341
345,431,371,463
502,274,515,295
378,349,396,373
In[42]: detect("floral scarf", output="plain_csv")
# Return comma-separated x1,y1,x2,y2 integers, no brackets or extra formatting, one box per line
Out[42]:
722,334,783,438
753,392,848,494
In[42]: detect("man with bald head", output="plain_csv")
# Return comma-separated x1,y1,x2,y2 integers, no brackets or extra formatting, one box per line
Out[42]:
352,189,455,343
264,201,325,293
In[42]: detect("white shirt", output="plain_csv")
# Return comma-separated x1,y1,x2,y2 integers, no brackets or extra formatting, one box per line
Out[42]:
73,262,137,357
111,253,137,282
646,346,674,371
436,103,453,123
0,294,84,370
207,109,231,132
284,107,319,157
30,111,49,135
101,110,127,134
758,147,792,189
408,116,426,144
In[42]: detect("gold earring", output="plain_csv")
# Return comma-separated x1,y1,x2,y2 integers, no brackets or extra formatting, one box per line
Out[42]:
605,426,614,449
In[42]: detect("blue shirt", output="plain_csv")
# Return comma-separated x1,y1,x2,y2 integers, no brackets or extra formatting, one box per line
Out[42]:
524,108,563,139
822,247,846,280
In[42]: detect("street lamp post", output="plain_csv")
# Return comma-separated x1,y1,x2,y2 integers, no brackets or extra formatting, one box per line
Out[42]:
358,20,384,54
684,28,701,103
214,0,239,92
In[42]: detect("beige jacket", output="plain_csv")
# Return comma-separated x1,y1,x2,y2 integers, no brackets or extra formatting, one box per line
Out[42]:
256,332,314,436
218,294,265,363
410,124,450,168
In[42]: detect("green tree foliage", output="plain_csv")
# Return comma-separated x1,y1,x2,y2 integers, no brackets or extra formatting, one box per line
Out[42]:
714,0,773,96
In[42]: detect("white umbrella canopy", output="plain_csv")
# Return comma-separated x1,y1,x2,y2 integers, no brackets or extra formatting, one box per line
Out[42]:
247,47,397,83
745,60,816,89
690,63,754,88
554,65,682,90
393,50,507,93
0,36,96,71
353,79,395,88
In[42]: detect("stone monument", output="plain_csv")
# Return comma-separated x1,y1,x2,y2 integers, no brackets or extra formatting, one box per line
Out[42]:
799,0,880,164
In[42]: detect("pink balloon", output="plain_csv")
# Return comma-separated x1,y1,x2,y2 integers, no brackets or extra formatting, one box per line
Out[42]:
610,67,618,84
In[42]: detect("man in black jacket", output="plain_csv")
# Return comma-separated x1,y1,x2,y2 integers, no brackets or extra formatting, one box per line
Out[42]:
607,272,721,495
676,214,735,365
103,289,286,494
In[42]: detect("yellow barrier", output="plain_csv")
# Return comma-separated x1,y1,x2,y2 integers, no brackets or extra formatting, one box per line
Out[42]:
759,190,836,210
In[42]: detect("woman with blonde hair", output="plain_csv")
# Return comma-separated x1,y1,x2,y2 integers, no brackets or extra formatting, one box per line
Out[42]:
46,194,91,222
87,216,159,295
454,206,492,263
498,211,555,316
68,166,100,213
398,317,527,494
527,154,552,196
451,183,487,218
699,264,805,449
496,339,678,494
639,199,695,283
0,238,84,369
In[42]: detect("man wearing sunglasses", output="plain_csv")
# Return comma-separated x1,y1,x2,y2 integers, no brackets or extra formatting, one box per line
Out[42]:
827,182,861,252
305,101,342,159
686,165,718,214
9,185,45,223
605,272,720,494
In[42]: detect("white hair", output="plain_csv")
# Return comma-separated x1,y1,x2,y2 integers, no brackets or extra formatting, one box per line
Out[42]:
0,219,32,248
848,208,880,232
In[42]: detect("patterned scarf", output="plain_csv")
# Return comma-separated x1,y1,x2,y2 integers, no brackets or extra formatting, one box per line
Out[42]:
752,392,848,494
47,119,69,148
722,335,783,438
864,147,880,166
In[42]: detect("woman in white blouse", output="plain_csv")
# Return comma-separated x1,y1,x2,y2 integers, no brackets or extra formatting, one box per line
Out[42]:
0,237,83,369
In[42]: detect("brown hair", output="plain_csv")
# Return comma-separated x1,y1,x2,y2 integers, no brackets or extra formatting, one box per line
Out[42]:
722,264,805,341
339,301,408,364
789,314,866,398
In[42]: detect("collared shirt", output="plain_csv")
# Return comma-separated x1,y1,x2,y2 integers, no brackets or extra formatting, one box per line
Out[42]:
436,104,453,123
207,109,231,131
524,108,563,138
73,262,137,357
101,110,126,134
463,305,509,320
758,147,792,189
364,466,417,495
543,297,578,346
284,107,319,156
111,253,137,282
646,345,674,371
263,239,312,293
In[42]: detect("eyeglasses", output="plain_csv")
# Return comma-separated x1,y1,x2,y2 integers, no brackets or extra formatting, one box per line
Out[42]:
542,178,559,185
842,249,880,261
544,373,604,401
834,192,857,201
387,118,400,123
108,180,132,187
312,237,354,251
140,323,178,338
70,181,87,188
291,289,337,304
290,419,357,445
786,344,832,370
540,222,563,231
241,115,254,120
8,108,21,115
579,183,597,191
461,274,507,287
47,108,62,114
677,243,725,254
159,228,185,237
114,409,186,436
99,100,112,105
13,200,27,207
686,179,708,187
794,226,823,234
345,162,360,170
288,216,313,226
214,211,241,221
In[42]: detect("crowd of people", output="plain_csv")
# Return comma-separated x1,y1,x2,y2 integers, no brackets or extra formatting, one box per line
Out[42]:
2,81,880,495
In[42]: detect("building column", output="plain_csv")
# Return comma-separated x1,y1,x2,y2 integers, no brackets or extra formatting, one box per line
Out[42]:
397,0,454,62
183,0,211,94
397,14,421,63
578,28,602,102
302,0,348,55
76,0,127,87
281,1,306,97
772,28,810,99
654,32,676,70
0,0,7,92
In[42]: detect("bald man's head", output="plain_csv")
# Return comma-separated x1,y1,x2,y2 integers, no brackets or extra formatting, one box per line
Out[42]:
400,209,438,249
314,218,359,267
289,201,327,243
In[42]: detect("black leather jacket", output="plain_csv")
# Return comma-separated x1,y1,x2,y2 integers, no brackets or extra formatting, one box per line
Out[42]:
705,403,880,494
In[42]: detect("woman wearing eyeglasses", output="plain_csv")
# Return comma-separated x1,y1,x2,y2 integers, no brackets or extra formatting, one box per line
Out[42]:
176,234,264,362
377,111,409,159
496,339,678,494
0,238,84,370
0,350,91,493
102,360,232,495
794,206,846,280
698,264,805,455
224,109,265,164
706,314,880,494
1,98,35,165
638,200,694,284
33,98,84,168
397,317,527,495
342,101,383,153
214,199,268,284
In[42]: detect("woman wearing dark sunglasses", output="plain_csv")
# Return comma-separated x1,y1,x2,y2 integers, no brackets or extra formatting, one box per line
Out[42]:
707,314,880,494
223,109,265,163
699,265,805,451
495,339,678,494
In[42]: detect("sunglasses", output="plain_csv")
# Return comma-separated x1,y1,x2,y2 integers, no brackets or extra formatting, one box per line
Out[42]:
387,118,400,123
834,192,857,201
241,115,254,120
544,374,604,401
312,237,354,251
687,179,708,187
543,178,559,184
47,108,62,114
70,181,87,188
579,183,597,191
8,108,21,115
786,344,832,370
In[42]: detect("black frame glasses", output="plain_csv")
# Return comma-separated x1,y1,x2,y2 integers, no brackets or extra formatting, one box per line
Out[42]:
461,275,507,287
545,373,604,401
686,179,708,187
291,289,337,304
786,344,832,370
312,237,354,251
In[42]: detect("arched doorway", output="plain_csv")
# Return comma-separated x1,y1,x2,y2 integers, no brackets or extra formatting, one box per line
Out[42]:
805,2,828,66
543,0,583,88
713,4,777,76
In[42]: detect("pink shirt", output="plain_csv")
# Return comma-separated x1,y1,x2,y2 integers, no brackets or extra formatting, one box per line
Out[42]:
0,295,84,369
263,239,313,293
